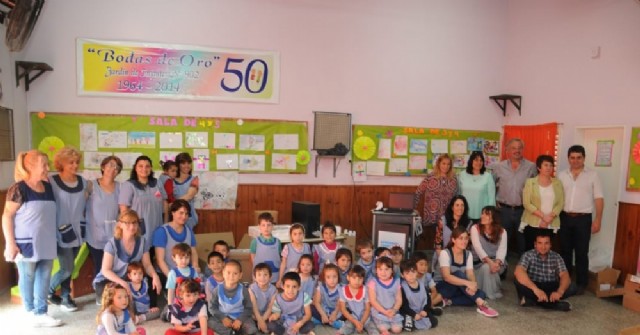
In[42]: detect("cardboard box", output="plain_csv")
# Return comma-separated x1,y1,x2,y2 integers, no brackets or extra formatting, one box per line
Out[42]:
195,232,235,268
623,274,640,313
588,267,624,297
238,233,253,249
229,249,253,283
342,235,356,255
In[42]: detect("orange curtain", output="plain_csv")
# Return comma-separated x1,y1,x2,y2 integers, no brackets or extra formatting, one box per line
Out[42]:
502,123,558,162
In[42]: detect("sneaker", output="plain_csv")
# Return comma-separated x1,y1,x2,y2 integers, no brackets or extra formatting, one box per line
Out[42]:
430,306,443,316
48,294,62,305
60,298,78,312
32,313,62,327
441,298,452,307
161,306,171,322
331,320,345,329
476,304,499,318
553,300,572,312
403,315,414,332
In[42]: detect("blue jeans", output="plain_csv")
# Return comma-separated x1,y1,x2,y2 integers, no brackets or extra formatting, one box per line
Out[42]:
17,259,54,314
436,270,487,306
49,246,79,299
499,206,525,254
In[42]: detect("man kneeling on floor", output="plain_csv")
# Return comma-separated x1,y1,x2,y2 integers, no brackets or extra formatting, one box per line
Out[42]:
514,233,576,311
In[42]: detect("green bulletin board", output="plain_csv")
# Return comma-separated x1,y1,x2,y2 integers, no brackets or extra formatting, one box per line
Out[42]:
31,112,309,174
627,127,640,191
352,124,501,176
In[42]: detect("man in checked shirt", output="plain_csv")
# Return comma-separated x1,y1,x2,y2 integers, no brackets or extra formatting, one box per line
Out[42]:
513,234,577,311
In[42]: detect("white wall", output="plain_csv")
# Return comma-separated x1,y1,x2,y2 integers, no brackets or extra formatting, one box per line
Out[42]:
0,0,509,188
504,0,640,203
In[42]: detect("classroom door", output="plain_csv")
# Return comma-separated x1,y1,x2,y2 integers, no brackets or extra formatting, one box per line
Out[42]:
574,126,624,269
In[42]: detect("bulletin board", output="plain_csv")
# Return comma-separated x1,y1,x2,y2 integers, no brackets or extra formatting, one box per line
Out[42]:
627,127,640,191
351,124,501,177
31,112,309,174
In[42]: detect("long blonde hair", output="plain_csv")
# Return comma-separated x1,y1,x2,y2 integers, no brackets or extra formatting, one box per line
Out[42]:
96,283,134,324
14,150,47,182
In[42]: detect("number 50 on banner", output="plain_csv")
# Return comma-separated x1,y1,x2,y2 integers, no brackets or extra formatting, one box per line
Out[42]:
77,38,280,103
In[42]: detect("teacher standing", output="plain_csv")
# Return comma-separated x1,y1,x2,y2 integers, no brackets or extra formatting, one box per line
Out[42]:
2,150,62,327
172,152,199,230
458,151,495,223
414,154,458,226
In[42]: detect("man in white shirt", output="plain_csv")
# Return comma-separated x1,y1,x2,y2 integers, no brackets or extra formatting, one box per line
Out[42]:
558,145,604,294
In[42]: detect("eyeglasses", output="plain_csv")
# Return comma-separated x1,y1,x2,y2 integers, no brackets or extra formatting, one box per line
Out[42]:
119,220,139,225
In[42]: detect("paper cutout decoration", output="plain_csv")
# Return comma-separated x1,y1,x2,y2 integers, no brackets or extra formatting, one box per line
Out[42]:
38,136,65,163
354,136,376,160
296,150,311,165
633,141,640,164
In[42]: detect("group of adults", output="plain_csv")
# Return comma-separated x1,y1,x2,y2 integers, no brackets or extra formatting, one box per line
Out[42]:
1,148,200,327
415,138,603,309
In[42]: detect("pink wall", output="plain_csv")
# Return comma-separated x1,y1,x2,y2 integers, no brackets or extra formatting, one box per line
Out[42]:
0,0,508,187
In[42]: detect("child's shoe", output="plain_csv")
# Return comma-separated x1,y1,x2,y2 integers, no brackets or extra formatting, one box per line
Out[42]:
403,315,414,332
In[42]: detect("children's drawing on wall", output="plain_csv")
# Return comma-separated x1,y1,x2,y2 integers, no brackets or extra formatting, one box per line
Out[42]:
271,153,296,170
273,134,299,150
192,149,211,171
352,161,367,182
409,156,427,171
159,132,183,148
79,123,98,151
98,131,128,148
214,132,237,149
485,155,500,167
377,138,391,159
185,132,209,148
114,152,143,170
159,151,181,165
409,139,428,154
393,135,408,156
467,137,484,152
239,134,265,151
194,171,238,210
453,154,469,168
128,131,156,148
366,161,386,176
216,154,239,170
431,139,448,154
483,140,499,155
84,151,113,169
239,154,265,171
389,158,408,173
450,140,466,154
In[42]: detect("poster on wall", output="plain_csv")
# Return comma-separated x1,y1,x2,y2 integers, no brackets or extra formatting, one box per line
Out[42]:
77,38,280,103
627,127,640,191
595,140,614,167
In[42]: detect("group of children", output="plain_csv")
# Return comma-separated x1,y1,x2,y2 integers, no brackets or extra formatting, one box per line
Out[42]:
95,212,448,335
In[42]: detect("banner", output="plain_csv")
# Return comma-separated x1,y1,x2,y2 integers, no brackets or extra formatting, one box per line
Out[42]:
77,38,279,103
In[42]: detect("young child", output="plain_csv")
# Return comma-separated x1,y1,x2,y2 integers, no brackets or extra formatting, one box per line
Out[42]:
313,223,342,274
167,279,212,335
166,243,200,309
412,251,446,311
367,257,403,335
335,248,353,285
204,251,225,302
248,263,278,334
337,265,379,335
399,260,435,332
96,283,146,335
389,246,404,278
356,239,376,283
159,160,178,204
279,223,312,281
213,240,231,262
250,212,282,284
298,254,317,300
312,264,344,329
268,272,315,335
208,260,257,335
127,262,160,324
374,247,391,259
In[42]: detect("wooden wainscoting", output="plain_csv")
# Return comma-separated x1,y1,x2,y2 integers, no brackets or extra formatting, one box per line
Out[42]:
613,202,640,284
0,189,17,293
194,184,434,250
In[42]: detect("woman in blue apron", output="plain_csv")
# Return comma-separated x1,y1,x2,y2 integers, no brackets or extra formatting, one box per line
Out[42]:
172,152,199,230
3,150,61,327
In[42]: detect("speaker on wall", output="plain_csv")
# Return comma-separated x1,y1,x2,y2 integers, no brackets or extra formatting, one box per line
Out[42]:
313,111,352,155
292,201,320,238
